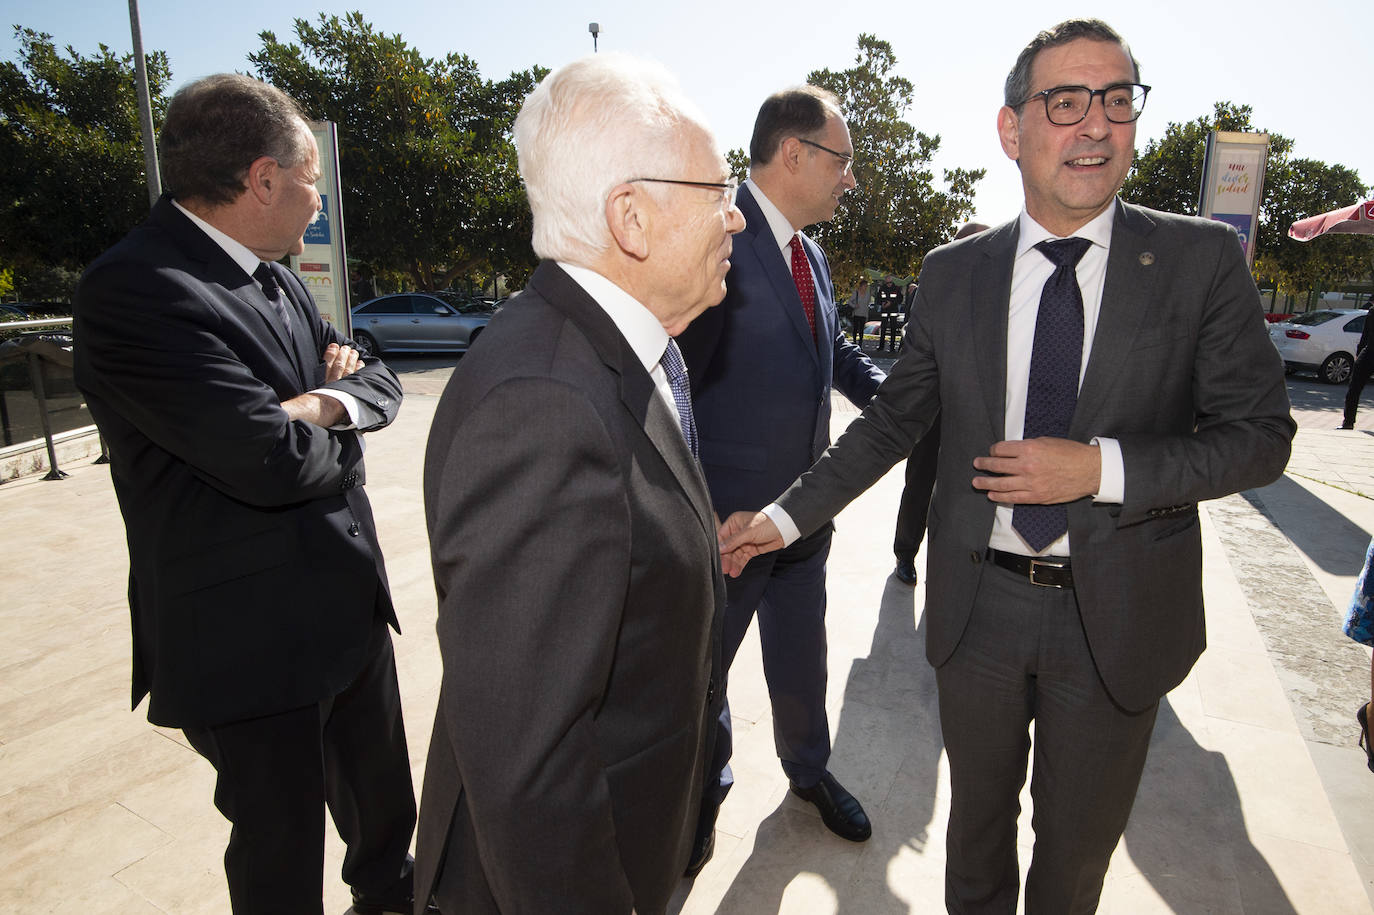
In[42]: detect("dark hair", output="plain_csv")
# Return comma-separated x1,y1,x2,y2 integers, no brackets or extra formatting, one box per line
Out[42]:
1004,19,1140,108
749,85,842,166
160,74,310,206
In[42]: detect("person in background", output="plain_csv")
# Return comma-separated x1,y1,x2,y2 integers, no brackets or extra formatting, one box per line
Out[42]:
1340,295,1374,430
676,84,885,875
74,74,420,914
848,277,872,345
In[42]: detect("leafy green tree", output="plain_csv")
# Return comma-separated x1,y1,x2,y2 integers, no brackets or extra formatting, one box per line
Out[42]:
0,27,170,298
251,13,543,291
804,34,983,287
1122,101,1370,297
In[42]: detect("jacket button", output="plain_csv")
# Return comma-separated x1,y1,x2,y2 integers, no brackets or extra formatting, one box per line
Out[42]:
348,522,361,536
970,550,982,563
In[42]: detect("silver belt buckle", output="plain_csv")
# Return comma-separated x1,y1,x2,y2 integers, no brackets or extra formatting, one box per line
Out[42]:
1028,558,1068,588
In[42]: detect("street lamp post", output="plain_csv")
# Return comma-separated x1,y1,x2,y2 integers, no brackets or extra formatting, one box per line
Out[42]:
128,0,161,209
589,22,600,53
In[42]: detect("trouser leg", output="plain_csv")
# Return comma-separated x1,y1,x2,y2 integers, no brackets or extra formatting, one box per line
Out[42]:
893,419,941,562
1022,590,1157,915
1345,356,1374,425
185,706,330,915
754,529,833,786
322,616,418,897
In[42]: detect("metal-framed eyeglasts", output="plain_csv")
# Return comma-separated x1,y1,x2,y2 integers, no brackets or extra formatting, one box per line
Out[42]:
798,138,854,175
1017,83,1151,126
628,177,738,208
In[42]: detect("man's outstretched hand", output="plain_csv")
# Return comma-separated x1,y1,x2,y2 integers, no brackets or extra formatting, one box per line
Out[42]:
717,511,784,578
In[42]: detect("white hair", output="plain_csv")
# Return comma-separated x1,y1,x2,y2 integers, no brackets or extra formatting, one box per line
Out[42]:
513,53,717,265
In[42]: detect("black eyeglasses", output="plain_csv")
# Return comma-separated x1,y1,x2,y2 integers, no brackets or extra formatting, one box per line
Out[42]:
1016,83,1151,126
628,177,738,208
799,138,854,175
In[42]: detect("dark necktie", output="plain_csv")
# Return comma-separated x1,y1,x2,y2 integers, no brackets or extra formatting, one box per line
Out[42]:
253,263,295,343
660,338,698,459
788,236,818,342
1012,236,1092,553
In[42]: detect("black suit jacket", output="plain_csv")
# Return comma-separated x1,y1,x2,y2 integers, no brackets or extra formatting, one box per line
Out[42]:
416,261,726,914
73,195,403,728
778,203,1295,710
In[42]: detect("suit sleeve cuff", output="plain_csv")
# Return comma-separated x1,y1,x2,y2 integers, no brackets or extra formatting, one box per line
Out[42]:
761,503,801,547
1090,436,1124,504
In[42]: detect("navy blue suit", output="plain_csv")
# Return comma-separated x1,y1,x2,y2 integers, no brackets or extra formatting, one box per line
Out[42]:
677,183,883,802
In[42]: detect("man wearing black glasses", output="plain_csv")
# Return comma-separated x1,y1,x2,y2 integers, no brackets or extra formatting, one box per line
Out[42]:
677,86,885,873
718,19,1294,911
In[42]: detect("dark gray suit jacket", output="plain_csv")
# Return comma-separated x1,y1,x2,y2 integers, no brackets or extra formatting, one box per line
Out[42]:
416,261,726,914
74,195,402,728
777,202,1295,711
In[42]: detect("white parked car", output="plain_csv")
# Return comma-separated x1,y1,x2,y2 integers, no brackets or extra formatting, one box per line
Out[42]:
1268,309,1367,384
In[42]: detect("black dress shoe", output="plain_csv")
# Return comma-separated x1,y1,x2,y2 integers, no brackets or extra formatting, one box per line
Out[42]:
351,888,439,915
790,773,871,842
894,558,917,585
684,799,719,877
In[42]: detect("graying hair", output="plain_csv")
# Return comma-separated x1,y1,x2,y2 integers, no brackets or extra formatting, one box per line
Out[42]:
1003,19,1140,109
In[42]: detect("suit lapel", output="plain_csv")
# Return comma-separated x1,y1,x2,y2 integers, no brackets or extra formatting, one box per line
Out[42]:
1072,202,1157,436
737,186,820,367
527,263,716,541
267,263,316,388
973,221,1017,440
152,197,305,377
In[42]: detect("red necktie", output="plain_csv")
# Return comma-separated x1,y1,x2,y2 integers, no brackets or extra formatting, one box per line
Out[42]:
788,236,817,341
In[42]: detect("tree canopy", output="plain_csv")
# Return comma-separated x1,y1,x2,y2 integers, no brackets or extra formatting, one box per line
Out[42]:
0,27,170,299
250,13,544,293
803,34,983,287
1122,101,1370,296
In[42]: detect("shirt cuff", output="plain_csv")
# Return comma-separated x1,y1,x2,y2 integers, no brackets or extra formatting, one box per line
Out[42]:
311,388,360,430
1091,436,1124,504
761,503,801,547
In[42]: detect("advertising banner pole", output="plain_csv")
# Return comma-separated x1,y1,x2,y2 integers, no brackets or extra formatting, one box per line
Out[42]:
291,121,351,335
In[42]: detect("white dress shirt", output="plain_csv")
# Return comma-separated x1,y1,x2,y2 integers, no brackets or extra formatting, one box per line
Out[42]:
171,199,361,428
558,262,688,442
988,205,1125,556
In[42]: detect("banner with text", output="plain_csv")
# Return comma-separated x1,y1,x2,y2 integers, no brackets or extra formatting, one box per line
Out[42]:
291,121,351,333
1198,130,1270,269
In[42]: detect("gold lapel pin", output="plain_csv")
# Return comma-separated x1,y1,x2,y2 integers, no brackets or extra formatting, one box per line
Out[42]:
1139,252,1155,266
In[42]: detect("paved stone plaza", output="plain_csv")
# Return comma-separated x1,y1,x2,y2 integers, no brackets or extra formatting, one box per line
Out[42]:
3,358,1373,913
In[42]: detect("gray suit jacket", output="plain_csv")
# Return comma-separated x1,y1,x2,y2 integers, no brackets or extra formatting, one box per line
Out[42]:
416,261,726,914
777,202,1295,711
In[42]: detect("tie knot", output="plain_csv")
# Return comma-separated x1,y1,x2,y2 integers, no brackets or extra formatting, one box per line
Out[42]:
253,263,280,298
661,338,688,382
1035,237,1092,269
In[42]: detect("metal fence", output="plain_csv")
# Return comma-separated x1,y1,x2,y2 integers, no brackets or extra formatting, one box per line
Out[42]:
0,317,98,480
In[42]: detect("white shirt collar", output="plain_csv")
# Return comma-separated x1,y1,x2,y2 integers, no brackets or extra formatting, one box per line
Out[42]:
1015,199,1117,259
557,262,669,374
171,198,266,277
744,178,803,253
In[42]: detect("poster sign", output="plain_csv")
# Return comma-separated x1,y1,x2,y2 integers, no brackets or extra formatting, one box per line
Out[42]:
1198,131,1269,269
291,121,350,332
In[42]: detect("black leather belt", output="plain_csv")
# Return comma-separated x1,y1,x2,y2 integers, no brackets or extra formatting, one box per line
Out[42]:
986,548,1074,589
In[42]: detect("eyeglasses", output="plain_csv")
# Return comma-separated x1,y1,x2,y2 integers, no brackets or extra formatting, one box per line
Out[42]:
799,138,854,175
1016,83,1151,126
628,177,738,208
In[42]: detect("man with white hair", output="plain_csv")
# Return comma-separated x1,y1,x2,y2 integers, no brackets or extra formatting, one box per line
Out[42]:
414,53,742,914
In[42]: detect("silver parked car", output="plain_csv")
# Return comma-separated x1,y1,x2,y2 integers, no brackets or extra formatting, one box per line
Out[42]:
349,292,495,357
1268,308,1366,384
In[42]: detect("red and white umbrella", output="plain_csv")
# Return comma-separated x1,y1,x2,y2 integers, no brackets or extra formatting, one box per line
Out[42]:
1289,200,1374,241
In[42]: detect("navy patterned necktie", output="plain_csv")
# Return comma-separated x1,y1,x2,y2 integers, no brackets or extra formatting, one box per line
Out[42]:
660,338,698,458
1012,236,1092,553
253,262,295,343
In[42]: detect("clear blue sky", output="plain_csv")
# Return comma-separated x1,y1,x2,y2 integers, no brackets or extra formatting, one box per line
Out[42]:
4,0,1370,229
